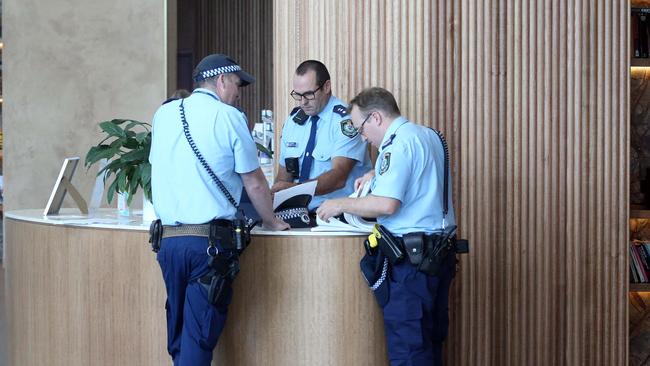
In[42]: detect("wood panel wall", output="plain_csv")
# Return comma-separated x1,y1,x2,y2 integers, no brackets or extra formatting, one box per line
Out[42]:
177,0,273,122
274,0,629,364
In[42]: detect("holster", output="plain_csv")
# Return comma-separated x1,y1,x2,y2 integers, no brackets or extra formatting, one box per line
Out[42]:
417,228,457,276
208,219,251,254
199,254,240,306
370,225,405,265
149,219,163,253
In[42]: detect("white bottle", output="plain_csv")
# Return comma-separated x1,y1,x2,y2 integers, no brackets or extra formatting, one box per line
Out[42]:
260,110,275,185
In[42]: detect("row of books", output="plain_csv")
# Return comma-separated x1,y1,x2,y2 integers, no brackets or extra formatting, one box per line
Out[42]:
630,241,650,283
632,9,650,58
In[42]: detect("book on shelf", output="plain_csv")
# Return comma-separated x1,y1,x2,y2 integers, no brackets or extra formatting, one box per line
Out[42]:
629,240,650,283
311,181,376,233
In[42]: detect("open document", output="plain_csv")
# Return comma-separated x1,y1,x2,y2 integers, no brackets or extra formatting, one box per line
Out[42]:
240,180,317,222
273,180,317,209
312,181,376,233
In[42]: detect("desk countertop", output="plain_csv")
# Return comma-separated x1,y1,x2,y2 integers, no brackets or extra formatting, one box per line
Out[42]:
5,208,364,237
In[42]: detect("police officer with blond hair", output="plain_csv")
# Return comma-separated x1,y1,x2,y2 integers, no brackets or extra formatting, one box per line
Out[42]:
317,87,458,366
149,54,289,365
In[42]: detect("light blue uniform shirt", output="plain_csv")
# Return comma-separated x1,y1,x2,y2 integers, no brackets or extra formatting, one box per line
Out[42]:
149,88,259,225
370,116,456,236
279,95,371,210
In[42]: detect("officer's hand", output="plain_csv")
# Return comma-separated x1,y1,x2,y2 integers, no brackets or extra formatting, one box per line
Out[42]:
354,171,375,191
264,217,291,231
271,181,297,193
316,200,343,222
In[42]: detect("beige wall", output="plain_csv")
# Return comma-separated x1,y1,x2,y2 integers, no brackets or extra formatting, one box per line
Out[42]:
3,0,170,210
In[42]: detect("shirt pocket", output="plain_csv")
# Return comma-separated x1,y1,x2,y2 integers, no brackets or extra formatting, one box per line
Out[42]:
283,143,303,159
312,143,333,163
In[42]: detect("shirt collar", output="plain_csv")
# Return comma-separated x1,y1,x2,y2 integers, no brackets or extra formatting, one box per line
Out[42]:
379,116,408,150
314,95,336,120
193,88,221,101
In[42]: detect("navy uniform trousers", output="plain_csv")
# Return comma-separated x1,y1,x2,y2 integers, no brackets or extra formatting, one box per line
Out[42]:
382,254,456,366
157,236,232,366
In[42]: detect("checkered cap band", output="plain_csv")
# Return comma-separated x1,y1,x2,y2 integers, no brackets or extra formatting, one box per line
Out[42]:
200,65,242,80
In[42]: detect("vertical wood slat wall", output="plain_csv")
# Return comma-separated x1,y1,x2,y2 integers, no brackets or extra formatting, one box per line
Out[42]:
185,0,273,122
274,0,628,364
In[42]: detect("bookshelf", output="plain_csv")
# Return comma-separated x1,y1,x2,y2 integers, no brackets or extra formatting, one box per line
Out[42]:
632,58,650,67
630,282,650,292
631,209,650,219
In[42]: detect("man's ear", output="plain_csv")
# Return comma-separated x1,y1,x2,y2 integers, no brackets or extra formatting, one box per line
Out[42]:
322,79,332,94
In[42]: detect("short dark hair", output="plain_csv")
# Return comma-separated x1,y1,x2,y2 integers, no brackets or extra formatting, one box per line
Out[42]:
349,87,401,117
295,60,331,86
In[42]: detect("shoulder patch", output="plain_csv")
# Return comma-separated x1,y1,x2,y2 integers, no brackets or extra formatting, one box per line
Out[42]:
289,106,301,116
379,152,391,175
332,104,349,117
340,119,358,138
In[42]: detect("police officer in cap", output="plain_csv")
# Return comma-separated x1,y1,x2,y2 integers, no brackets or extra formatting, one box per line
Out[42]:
272,60,370,211
149,53,289,365
317,87,457,366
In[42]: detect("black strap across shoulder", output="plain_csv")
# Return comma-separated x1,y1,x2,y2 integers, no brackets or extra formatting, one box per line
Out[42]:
179,98,246,219
431,129,450,219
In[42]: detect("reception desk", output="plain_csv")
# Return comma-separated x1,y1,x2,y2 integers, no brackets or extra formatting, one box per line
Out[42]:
4,209,388,366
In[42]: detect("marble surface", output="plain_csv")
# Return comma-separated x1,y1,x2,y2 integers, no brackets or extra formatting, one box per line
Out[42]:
5,208,364,237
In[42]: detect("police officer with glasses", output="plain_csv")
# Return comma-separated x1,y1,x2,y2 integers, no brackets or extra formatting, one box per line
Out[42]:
317,87,458,366
149,53,289,366
272,60,370,212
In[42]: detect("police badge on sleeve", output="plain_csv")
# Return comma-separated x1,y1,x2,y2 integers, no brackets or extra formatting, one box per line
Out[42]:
340,119,358,138
379,152,391,175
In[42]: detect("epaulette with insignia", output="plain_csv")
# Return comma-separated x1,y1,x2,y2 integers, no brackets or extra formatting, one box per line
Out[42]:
162,97,179,105
292,108,309,125
333,104,349,117
381,134,396,150
289,106,301,116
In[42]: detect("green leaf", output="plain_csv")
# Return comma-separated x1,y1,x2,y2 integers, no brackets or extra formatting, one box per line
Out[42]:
120,149,147,163
106,177,119,204
122,137,140,149
256,142,273,158
85,145,118,167
117,170,128,193
100,121,126,138
141,163,151,185
135,132,148,143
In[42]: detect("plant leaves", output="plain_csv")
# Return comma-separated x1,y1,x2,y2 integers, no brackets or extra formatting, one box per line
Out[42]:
100,121,126,138
120,149,147,162
256,142,273,158
135,132,148,143
106,177,119,204
117,170,128,192
85,145,116,167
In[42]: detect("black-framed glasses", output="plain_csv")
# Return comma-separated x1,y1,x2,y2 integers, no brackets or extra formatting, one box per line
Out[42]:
356,113,372,135
290,84,324,101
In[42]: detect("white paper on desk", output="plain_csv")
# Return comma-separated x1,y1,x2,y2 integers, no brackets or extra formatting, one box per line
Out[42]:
273,180,317,209
311,181,375,233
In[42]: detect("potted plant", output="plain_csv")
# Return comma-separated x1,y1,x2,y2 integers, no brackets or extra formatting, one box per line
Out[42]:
84,119,152,206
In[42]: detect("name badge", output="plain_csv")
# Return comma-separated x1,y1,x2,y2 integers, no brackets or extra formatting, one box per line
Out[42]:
286,142,298,148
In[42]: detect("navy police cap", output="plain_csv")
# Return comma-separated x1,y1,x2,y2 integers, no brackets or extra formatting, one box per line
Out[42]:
193,54,255,86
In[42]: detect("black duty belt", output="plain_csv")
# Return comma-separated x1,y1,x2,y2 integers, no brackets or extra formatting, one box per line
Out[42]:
162,220,232,239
